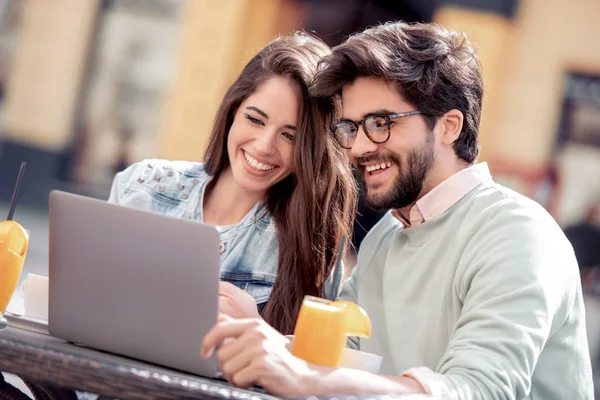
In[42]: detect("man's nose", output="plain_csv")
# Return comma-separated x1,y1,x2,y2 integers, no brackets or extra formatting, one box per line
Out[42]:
350,126,379,159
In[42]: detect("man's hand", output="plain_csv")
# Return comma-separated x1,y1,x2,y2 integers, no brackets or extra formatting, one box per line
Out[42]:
201,317,426,396
201,317,320,396
218,281,260,319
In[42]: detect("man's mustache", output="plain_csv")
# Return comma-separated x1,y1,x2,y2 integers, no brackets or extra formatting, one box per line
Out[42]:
356,153,401,168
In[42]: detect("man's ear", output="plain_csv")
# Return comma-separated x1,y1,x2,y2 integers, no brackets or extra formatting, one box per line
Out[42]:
438,109,464,145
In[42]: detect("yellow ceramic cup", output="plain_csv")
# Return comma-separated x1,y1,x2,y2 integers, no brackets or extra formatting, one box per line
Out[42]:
291,295,371,367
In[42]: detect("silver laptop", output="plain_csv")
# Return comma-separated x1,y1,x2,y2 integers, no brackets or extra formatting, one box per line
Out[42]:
47,190,220,377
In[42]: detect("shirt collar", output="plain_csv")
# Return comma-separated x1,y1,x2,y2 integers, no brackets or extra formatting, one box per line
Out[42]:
392,162,492,228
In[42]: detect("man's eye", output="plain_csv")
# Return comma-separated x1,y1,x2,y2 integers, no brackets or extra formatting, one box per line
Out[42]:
375,119,387,128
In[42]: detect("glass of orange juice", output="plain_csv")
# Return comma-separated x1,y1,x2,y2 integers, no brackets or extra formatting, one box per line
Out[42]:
0,220,29,327
291,296,371,367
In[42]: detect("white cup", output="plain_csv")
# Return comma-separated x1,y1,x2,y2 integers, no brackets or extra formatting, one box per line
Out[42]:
19,273,49,320
338,346,383,373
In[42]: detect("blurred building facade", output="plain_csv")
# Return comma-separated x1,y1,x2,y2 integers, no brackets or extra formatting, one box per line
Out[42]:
1,0,598,221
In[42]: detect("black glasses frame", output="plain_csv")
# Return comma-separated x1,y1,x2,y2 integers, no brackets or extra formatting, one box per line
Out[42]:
331,110,423,149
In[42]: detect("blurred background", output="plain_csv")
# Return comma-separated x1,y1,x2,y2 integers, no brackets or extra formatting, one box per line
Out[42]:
0,0,599,394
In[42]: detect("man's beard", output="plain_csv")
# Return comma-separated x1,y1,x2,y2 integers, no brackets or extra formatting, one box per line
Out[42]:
357,137,435,211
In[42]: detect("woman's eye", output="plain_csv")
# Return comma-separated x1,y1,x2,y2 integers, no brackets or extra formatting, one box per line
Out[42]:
282,132,295,142
245,114,264,126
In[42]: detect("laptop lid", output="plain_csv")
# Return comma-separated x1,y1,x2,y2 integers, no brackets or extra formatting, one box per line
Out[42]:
48,190,219,377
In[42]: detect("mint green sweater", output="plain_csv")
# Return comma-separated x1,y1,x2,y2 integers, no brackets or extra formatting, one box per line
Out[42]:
340,180,594,399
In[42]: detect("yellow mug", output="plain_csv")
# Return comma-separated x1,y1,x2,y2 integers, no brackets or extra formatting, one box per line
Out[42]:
291,295,371,367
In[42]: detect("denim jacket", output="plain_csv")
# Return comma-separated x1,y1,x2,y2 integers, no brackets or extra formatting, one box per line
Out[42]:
108,159,341,307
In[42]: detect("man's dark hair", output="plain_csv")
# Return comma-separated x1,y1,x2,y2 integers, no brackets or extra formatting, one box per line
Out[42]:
312,21,483,163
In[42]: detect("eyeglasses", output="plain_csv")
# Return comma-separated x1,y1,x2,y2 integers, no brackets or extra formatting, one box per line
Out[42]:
331,111,423,149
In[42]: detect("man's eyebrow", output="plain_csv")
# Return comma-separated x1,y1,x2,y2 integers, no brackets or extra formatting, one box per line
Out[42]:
361,109,397,119
246,106,268,119
341,109,398,121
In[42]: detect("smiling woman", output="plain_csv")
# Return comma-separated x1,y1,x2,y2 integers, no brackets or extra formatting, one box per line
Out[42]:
107,32,357,334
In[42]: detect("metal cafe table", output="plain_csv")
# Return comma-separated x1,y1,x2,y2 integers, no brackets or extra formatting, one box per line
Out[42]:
0,326,435,400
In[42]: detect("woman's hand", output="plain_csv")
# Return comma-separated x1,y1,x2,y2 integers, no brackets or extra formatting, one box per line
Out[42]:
219,281,260,319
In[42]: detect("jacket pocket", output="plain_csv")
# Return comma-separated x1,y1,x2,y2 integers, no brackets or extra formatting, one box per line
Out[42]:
220,277,274,305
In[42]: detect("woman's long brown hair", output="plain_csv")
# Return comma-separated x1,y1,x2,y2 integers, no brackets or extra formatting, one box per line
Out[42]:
203,33,357,334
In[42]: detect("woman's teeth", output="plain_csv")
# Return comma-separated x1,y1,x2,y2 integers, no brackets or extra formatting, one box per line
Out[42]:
366,161,393,173
244,151,276,171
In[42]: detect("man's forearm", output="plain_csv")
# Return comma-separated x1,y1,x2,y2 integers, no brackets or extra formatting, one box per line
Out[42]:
304,367,426,395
